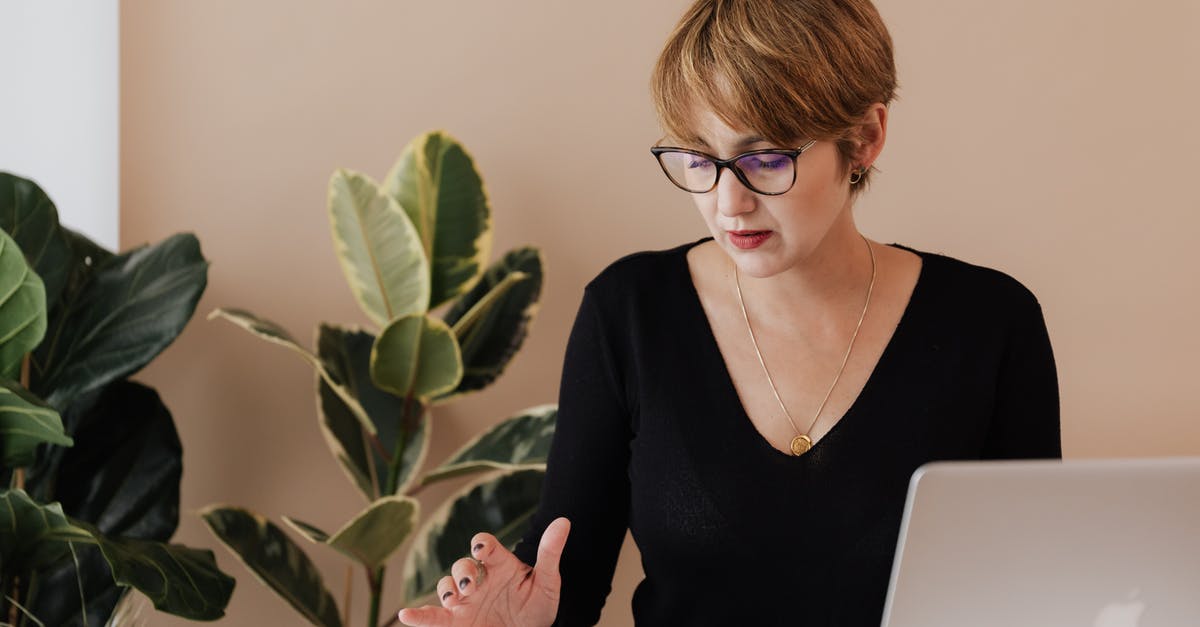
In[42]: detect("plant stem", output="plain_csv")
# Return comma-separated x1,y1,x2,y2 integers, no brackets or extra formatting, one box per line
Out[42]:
366,566,384,627
342,565,353,626
384,395,418,497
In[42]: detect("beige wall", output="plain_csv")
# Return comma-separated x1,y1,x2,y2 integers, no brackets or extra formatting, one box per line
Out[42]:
121,1,1199,625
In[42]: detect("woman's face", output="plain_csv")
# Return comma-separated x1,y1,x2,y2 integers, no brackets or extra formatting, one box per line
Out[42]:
684,108,858,279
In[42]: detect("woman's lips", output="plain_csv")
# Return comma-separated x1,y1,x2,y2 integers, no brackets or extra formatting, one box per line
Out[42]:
728,230,773,249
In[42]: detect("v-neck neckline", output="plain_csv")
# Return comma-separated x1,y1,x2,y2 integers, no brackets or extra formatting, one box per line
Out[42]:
677,237,931,461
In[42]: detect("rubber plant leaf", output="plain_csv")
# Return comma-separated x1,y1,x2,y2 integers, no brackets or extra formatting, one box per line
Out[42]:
0,227,47,381
402,468,545,602
328,168,430,327
419,404,554,488
316,324,429,500
209,307,377,436
370,313,462,401
285,496,419,570
437,247,543,402
31,232,207,411
0,172,72,308
202,505,342,627
383,130,492,310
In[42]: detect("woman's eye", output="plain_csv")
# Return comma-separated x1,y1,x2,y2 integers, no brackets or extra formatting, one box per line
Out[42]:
756,156,788,170
687,158,713,169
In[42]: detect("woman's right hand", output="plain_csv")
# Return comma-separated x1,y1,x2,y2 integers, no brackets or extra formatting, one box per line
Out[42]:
397,517,571,627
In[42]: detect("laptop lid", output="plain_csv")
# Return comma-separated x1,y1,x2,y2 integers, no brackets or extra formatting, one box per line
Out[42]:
880,457,1200,627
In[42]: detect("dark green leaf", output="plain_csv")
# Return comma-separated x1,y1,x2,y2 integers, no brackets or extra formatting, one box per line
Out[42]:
0,227,47,381
40,380,182,539
438,247,543,401
202,506,342,627
26,380,191,625
0,379,71,468
31,233,208,410
0,172,72,309
421,405,555,487
0,489,92,572
402,469,545,602
317,324,428,500
383,131,492,310
83,523,235,621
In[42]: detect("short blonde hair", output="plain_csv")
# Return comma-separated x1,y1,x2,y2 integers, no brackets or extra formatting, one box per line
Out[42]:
651,0,898,189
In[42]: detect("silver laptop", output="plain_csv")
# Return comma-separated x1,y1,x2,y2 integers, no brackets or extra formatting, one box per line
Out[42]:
881,457,1200,627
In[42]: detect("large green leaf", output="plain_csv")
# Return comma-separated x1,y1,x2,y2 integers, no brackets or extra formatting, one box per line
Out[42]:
0,489,91,572
420,405,555,488
86,526,235,621
383,131,492,310
0,172,72,309
316,325,429,500
0,227,47,381
27,380,181,537
31,232,207,410
402,469,545,602
210,308,376,436
0,379,71,468
1,491,233,621
370,314,462,401
26,380,183,626
284,496,418,570
328,169,430,327
202,506,341,627
438,247,544,401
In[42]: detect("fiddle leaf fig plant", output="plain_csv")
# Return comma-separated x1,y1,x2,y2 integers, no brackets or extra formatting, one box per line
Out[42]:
205,130,556,627
0,172,234,626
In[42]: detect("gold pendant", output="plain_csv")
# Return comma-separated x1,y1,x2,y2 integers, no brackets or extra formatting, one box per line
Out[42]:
790,434,813,456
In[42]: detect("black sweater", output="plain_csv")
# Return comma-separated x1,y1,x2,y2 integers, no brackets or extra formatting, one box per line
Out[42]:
514,238,1061,626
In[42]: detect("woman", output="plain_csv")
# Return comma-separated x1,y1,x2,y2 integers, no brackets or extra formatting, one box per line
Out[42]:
400,0,1060,625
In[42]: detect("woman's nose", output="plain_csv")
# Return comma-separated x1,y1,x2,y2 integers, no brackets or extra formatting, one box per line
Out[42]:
715,167,756,218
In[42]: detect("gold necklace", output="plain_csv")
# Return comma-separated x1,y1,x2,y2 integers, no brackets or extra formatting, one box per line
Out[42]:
734,235,877,457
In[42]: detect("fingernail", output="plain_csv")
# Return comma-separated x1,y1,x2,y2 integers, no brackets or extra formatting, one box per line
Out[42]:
441,591,453,601
472,542,484,554
458,577,470,590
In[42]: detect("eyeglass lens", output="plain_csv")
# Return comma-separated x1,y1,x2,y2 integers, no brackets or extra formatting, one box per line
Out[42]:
657,151,794,194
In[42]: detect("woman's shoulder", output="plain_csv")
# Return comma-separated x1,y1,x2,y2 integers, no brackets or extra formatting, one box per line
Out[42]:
583,237,707,299
897,243,1044,316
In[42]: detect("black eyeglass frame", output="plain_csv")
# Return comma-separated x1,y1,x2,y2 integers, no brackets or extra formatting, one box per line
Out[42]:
650,139,819,196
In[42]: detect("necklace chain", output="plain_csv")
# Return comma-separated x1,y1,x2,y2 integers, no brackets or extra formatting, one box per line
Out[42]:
733,235,877,456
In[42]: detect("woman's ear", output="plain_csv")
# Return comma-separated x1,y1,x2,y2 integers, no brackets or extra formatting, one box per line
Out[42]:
852,103,889,169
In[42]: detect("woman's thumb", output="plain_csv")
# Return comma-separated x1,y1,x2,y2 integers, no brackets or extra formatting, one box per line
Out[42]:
533,517,571,584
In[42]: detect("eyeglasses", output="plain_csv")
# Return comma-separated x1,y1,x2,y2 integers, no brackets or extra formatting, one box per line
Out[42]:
650,139,818,196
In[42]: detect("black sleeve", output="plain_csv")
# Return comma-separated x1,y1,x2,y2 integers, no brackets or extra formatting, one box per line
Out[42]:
513,286,633,626
981,292,1062,459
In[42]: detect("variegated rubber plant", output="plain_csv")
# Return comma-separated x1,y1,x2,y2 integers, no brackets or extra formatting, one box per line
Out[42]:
203,131,556,627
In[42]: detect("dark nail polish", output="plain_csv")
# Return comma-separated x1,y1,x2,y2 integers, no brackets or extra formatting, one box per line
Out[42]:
441,591,453,601
458,577,470,590
472,543,484,554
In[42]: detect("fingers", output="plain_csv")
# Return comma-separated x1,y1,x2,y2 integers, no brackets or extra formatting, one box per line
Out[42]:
397,605,452,627
469,531,500,562
533,517,571,590
450,557,483,597
436,576,459,607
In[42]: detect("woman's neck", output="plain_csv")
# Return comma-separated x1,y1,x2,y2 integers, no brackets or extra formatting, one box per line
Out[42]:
733,218,876,336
